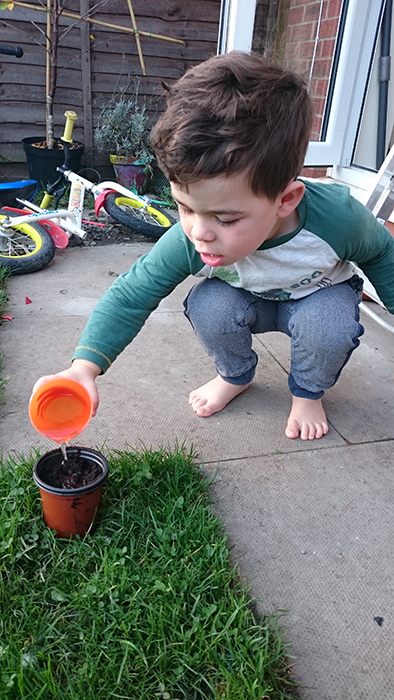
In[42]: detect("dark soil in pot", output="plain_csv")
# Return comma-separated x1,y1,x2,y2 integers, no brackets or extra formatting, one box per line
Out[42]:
26,140,83,151
39,448,103,489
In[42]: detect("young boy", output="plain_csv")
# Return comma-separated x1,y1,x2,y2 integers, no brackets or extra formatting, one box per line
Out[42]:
33,51,394,440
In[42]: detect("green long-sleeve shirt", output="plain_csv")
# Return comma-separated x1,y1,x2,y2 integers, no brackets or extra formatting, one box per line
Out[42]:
73,180,394,372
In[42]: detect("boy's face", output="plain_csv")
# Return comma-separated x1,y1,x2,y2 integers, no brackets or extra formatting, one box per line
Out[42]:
171,172,303,268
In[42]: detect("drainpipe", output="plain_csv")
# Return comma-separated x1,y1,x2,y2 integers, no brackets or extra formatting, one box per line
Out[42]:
376,0,392,169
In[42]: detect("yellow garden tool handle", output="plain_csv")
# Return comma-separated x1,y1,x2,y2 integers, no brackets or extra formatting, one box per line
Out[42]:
61,110,78,144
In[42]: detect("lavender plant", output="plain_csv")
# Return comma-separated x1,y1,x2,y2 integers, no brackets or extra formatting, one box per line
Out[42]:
94,82,154,165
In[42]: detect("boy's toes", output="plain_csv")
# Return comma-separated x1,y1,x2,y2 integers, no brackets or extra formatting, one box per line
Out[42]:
286,397,329,441
189,392,209,415
301,421,329,440
285,418,329,440
191,399,214,417
189,391,202,407
318,421,329,438
303,423,316,440
196,404,214,417
285,419,300,439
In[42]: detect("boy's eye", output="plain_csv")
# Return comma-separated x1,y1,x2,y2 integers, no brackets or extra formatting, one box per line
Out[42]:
216,218,237,227
177,205,192,215
177,205,238,227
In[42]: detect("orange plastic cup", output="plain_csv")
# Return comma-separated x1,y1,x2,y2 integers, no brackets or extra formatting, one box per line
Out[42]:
29,378,93,443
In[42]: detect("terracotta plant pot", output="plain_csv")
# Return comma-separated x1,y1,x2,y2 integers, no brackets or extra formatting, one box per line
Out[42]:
33,446,108,538
109,154,150,194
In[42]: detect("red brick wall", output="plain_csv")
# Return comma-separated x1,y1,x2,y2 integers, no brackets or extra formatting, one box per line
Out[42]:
283,0,343,141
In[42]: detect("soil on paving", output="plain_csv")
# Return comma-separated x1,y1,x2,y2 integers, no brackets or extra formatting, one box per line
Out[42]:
68,219,155,247
42,451,102,489
68,203,178,247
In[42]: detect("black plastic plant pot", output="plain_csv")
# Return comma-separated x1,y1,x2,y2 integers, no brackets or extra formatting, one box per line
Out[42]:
22,137,84,186
33,446,108,538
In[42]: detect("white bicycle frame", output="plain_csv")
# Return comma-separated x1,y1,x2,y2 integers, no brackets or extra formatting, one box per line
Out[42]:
2,169,152,240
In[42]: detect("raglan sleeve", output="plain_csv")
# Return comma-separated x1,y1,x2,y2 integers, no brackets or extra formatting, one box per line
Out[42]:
343,197,394,314
72,223,203,372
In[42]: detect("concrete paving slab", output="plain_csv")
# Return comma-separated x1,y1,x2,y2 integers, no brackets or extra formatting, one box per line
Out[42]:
1,243,394,700
1,245,346,460
203,442,394,700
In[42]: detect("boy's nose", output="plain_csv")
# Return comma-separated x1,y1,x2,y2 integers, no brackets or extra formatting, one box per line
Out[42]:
191,218,215,242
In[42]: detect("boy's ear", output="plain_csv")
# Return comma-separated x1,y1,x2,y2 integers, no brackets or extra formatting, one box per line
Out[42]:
277,180,305,218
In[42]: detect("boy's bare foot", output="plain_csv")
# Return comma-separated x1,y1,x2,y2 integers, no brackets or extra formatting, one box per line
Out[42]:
189,376,251,417
285,396,329,440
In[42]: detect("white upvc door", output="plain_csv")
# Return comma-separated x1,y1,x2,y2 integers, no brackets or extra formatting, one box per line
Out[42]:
218,0,257,54
305,0,386,168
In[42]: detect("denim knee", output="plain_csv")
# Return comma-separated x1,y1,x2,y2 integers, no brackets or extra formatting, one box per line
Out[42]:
183,278,257,336
183,278,259,384
286,280,364,397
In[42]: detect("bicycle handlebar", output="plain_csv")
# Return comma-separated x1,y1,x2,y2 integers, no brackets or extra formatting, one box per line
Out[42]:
0,44,23,57
61,110,78,144
43,110,78,196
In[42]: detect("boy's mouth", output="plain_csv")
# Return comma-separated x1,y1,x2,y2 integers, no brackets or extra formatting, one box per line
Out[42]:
199,252,223,267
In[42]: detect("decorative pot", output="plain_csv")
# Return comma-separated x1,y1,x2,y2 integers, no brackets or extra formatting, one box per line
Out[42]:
33,446,108,538
109,154,150,194
22,137,84,187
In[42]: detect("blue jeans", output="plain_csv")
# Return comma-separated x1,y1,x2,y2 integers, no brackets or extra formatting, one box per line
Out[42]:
183,276,364,400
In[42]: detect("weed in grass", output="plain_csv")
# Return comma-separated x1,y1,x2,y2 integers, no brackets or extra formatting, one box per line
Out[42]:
0,266,10,313
0,446,298,699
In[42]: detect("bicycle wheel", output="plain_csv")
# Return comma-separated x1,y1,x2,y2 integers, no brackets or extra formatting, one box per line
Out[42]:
103,192,176,239
0,208,56,274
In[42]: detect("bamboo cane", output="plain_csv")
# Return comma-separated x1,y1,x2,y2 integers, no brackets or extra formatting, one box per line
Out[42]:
12,1,185,45
126,0,146,76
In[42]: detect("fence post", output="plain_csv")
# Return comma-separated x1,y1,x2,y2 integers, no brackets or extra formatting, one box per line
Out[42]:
80,0,93,168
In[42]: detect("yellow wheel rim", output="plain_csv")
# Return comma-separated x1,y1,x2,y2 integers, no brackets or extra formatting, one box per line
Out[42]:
113,196,171,227
0,216,43,258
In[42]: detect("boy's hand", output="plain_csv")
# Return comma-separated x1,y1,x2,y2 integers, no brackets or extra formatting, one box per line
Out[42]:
31,359,101,416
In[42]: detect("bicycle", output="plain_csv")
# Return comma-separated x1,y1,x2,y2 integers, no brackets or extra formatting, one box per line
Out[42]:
0,101,176,275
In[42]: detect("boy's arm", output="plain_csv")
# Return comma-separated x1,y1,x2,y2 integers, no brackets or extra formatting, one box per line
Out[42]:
356,234,394,314
304,180,394,314
73,223,203,372
344,204,394,314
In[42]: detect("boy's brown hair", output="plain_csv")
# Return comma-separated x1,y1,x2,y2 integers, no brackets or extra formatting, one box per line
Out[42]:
151,51,313,201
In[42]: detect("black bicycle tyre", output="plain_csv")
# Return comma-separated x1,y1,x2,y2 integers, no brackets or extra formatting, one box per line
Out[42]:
0,208,56,274
103,192,176,239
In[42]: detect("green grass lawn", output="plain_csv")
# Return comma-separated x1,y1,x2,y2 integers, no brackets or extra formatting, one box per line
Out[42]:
0,446,298,699
0,266,9,315
0,266,11,401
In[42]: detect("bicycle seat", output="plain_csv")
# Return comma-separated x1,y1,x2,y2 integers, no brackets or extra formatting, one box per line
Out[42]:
0,180,39,207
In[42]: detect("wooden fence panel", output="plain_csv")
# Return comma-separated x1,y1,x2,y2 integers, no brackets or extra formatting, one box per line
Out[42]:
0,0,220,174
